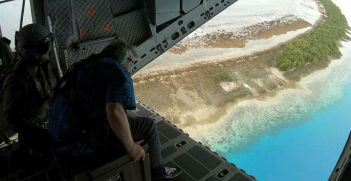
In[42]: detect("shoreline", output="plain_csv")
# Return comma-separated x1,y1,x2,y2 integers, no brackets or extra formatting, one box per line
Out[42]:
136,0,324,75
132,0,336,130
132,0,351,153
133,1,327,128
169,16,312,54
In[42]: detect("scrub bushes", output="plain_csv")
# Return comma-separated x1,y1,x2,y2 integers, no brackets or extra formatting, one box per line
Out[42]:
276,0,348,71
215,73,233,82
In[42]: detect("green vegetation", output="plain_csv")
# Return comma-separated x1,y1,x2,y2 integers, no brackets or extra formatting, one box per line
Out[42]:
215,73,233,82
276,0,348,71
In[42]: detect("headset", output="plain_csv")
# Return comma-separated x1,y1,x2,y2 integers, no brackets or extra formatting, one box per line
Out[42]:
15,24,52,64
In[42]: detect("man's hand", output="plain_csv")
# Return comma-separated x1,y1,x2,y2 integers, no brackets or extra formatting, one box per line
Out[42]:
127,140,145,162
106,102,145,162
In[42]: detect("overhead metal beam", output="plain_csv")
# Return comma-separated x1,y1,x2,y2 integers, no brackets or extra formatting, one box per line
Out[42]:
19,0,25,29
0,24,2,37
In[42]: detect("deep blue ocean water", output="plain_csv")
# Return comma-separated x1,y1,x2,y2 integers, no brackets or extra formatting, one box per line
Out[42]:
224,1,351,180
227,84,351,181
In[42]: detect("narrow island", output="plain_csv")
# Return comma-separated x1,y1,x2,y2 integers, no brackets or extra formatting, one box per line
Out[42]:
134,0,349,151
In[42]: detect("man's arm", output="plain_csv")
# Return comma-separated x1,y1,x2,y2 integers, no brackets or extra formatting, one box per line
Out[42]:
106,102,145,162
2,76,30,132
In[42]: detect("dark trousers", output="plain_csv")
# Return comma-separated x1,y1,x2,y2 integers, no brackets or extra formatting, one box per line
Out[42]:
129,117,163,169
103,117,163,169
19,128,52,155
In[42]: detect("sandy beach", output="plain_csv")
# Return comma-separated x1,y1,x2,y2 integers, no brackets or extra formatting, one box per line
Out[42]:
135,0,324,75
133,0,326,130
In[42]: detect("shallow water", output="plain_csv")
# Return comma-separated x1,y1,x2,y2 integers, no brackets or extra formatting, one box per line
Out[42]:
197,0,351,180
226,38,351,181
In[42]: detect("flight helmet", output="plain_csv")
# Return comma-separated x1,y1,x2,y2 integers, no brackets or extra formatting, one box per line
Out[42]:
15,24,52,64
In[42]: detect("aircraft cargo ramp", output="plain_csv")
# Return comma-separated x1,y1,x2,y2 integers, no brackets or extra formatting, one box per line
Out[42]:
0,101,257,181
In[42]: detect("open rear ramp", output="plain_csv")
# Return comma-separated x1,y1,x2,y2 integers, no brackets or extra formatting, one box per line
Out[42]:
128,101,257,181
0,100,257,181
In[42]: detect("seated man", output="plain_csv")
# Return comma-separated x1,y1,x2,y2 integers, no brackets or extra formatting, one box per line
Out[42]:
48,40,181,180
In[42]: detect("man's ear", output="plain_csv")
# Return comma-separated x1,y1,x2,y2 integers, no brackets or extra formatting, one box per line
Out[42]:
114,47,129,64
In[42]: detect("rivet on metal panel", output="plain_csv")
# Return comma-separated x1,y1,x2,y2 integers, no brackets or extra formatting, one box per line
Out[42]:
164,35,171,45
205,11,211,19
157,44,163,52
178,20,183,25
180,27,187,34
176,141,187,148
64,49,69,69
217,169,229,178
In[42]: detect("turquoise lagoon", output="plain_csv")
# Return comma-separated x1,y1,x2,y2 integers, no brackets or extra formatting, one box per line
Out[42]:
226,0,351,180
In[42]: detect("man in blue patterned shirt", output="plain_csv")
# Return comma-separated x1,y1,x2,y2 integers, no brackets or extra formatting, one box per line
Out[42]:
48,40,181,180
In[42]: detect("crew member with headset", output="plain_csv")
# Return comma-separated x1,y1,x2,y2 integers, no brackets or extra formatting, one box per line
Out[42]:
2,23,53,155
